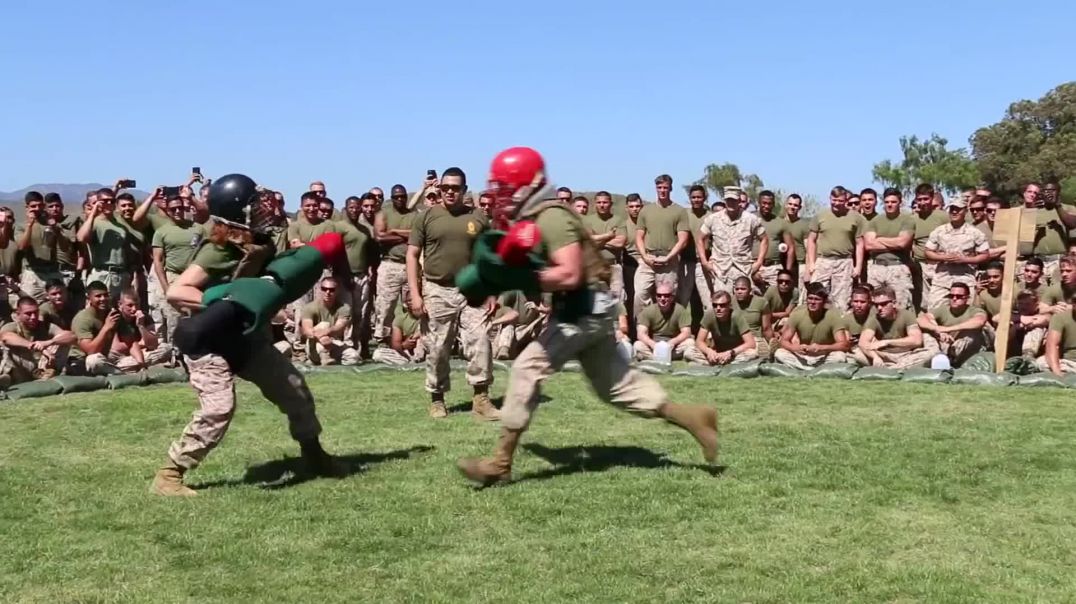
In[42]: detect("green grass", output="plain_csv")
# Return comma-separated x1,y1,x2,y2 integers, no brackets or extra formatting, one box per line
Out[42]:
2,372,1076,603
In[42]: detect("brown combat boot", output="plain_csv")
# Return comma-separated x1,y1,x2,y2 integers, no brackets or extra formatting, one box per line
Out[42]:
658,403,719,463
430,395,448,418
150,462,198,497
457,428,523,486
471,389,500,421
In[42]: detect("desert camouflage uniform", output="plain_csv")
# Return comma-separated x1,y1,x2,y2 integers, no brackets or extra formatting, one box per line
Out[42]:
699,210,765,296
925,223,988,309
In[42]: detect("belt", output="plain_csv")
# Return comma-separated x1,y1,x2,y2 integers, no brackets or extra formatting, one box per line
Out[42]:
869,258,906,267
91,265,129,273
762,259,783,267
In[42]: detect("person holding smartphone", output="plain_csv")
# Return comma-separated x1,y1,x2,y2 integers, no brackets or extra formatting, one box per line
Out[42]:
17,191,63,303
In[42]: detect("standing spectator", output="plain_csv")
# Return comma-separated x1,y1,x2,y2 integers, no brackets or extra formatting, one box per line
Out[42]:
0,296,76,384
406,167,496,420
697,187,767,298
556,187,573,204
286,192,339,338
924,198,989,309
805,186,865,311
682,186,711,311
150,194,206,344
337,196,377,356
17,191,63,302
583,191,627,302
863,187,915,309
858,188,878,221
911,184,948,311
39,279,77,330
0,208,23,313
571,196,589,216
300,277,359,366
76,188,131,304
784,194,810,284
755,190,795,291
917,282,987,367
44,192,81,291
622,193,644,330
1022,182,1075,277
634,174,690,308
372,184,420,347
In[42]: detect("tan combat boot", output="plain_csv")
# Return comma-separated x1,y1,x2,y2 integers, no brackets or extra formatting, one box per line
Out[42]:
430,398,448,418
150,462,198,497
658,403,719,463
458,428,522,486
471,389,501,421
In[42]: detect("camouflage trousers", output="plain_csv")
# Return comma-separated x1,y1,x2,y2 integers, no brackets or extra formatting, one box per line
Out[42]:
851,346,933,369
757,264,784,292
306,321,361,366
693,262,714,311
929,269,977,310
20,265,62,303
707,260,756,297
0,344,70,384
633,258,682,312
168,336,322,471
773,348,848,370
372,260,407,344
492,315,544,360
912,261,937,312
810,256,854,311
344,273,371,355
983,324,1046,358
148,270,184,344
371,341,427,366
421,280,492,394
500,310,668,431
1035,356,1076,374
83,344,174,375
633,338,696,361
867,261,914,310
683,344,759,366
923,331,985,368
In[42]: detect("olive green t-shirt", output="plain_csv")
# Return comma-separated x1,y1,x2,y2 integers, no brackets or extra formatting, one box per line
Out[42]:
732,295,767,336
409,205,488,285
842,309,876,341
762,285,798,315
1041,282,1076,307
930,304,986,328
810,210,865,258
535,204,589,269
497,290,539,325
19,220,59,270
335,218,375,274
392,306,421,338
54,215,81,269
682,209,709,263
866,212,914,262
1048,312,1076,361
757,214,789,263
975,289,1004,319
190,242,243,288
636,203,688,254
637,303,691,339
70,308,106,358
144,204,173,232
152,223,206,273
583,213,626,264
40,301,77,330
88,217,129,269
864,309,918,340
787,307,845,345
624,216,642,260
0,240,21,277
913,211,949,261
1032,209,1068,256
116,215,150,266
699,310,749,352
381,204,419,263
0,319,61,342
301,300,351,326
287,219,337,244
786,217,810,263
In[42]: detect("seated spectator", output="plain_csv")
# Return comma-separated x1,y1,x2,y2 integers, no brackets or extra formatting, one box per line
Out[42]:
39,279,78,330
841,286,876,348
109,289,174,369
1004,290,1050,359
372,294,425,366
1018,257,1047,300
614,302,630,344
0,296,76,385
300,277,359,366
1041,256,1076,314
634,279,695,361
1037,287,1076,375
71,283,171,375
917,282,987,367
974,261,1005,324
761,269,798,338
774,283,850,369
490,290,543,360
853,286,932,368
685,290,757,366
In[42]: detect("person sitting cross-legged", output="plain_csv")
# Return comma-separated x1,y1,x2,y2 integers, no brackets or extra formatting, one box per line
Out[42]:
685,290,758,366
300,276,360,366
852,286,933,369
0,296,76,386
773,282,851,369
372,290,427,366
71,283,172,375
1037,287,1076,376
633,278,696,361
916,281,987,368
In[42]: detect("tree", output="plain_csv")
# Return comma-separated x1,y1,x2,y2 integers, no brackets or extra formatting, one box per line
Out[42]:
871,134,980,199
971,82,1076,200
686,162,764,200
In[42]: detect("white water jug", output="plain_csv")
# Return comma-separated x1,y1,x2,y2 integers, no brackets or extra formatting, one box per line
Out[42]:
653,341,672,365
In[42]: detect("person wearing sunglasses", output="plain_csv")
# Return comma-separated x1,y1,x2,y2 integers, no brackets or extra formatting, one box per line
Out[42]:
633,278,695,361
853,285,932,369
774,282,850,370
916,281,987,367
761,269,799,343
923,197,989,310
686,290,757,366
300,277,359,366
150,193,206,344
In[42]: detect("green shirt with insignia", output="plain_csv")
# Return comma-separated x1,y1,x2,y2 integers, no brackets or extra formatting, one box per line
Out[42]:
637,303,691,339
583,212,626,264
1048,311,1076,361
152,223,206,273
810,209,866,258
866,212,914,262
636,203,688,254
699,310,749,352
409,204,487,285
381,204,419,263
786,307,845,345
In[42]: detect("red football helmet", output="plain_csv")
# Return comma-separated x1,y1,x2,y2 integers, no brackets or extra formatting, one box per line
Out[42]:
487,146,552,229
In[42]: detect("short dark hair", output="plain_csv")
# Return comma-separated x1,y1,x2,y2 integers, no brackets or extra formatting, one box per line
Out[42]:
758,190,775,200
479,190,495,200
86,281,108,295
777,269,794,280
626,193,642,203
1025,257,1044,270
45,279,66,291
787,193,802,203
851,285,872,299
24,191,44,204
873,285,896,300
985,260,1004,272
829,186,845,198
556,187,573,196
860,187,877,198
319,197,335,208
301,191,320,203
441,167,467,187
44,192,62,205
95,187,114,197
806,282,829,299
950,282,971,296
712,290,732,304
733,276,752,288
882,187,902,199
688,185,707,197
654,174,673,186
116,192,135,203
16,296,37,309
345,195,361,206
914,183,935,197
572,196,589,204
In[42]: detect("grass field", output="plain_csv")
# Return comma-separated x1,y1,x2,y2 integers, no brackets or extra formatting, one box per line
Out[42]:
3,371,1076,603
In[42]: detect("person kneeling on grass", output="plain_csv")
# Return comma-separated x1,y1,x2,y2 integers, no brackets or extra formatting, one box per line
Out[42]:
1037,287,1076,376
634,278,696,361
0,296,76,386
773,283,851,369
853,285,932,368
685,290,757,366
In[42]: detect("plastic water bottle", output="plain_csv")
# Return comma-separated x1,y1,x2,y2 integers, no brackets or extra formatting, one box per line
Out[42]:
930,354,951,370
653,341,672,365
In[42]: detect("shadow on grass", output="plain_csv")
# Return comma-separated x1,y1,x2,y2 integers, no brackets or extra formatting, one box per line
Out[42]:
190,445,434,491
512,443,725,484
446,393,552,414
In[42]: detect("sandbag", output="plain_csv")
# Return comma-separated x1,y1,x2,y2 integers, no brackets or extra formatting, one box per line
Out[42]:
1004,356,1038,376
950,369,1017,387
901,367,952,384
638,361,671,375
671,366,722,377
805,362,858,380
107,372,149,390
960,351,996,372
851,367,904,381
4,380,64,400
1016,373,1069,388
1064,374,1076,389
759,363,805,379
51,375,109,394
721,359,762,378
146,366,189,385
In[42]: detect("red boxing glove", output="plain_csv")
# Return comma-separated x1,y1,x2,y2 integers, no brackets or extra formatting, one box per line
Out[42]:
497,221,541,266
307,232,345,265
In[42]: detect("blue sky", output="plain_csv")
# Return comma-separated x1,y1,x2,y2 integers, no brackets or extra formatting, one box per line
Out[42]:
3,1,1073,208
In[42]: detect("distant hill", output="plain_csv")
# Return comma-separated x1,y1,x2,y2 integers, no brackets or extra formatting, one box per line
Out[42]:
0,183,152,225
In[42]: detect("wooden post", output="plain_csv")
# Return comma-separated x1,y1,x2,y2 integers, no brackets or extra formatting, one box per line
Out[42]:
991,207,1037,373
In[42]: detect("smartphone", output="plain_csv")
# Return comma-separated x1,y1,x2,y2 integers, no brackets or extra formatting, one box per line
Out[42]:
427,169,437,179
162,186,181,197
119,179,137,189
192,167,201,175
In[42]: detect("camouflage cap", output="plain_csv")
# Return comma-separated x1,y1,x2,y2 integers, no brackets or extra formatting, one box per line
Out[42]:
723,186,742,201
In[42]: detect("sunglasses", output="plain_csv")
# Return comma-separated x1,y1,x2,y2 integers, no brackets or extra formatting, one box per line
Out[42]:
874,299,893,307
713,302,730,308
969,207,986,212
439,184,461,192
321,287,336,292
391,195,407,201
949,294,968,299
777,279,793,284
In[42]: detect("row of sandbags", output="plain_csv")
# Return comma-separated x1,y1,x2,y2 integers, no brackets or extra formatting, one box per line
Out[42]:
1,366,190,401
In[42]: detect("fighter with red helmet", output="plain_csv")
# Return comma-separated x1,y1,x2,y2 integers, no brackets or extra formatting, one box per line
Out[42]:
456,147,720,486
